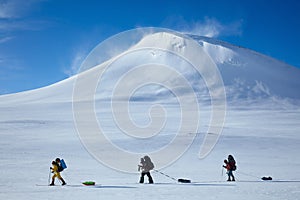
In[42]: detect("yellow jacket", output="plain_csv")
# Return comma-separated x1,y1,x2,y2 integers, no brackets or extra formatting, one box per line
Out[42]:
51,162,61,178
51,163,58,172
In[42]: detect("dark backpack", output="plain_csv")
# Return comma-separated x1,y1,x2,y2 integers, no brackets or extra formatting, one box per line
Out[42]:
232,164,237,171
58,165,64,172
228,155,236,171
229,160,236,171
148,161,154,170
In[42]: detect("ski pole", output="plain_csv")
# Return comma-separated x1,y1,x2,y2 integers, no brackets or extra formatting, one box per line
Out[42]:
48,168,51,185
221,167,224,177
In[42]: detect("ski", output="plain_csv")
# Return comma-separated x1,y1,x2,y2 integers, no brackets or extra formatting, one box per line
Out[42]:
36,184,101,187
36,184,66,187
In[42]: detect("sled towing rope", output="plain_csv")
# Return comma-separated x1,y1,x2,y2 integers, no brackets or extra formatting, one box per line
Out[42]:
154,170,191,183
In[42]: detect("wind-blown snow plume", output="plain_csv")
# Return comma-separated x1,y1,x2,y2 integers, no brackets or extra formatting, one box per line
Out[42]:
165,17,243,38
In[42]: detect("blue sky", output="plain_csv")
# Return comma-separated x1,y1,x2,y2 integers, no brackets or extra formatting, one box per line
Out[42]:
0,0,300,94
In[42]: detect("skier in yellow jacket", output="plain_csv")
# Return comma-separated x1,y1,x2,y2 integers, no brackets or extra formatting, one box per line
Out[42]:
50,159,66,186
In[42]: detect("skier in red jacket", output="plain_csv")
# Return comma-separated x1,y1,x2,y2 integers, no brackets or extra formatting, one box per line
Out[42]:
223,155,236,181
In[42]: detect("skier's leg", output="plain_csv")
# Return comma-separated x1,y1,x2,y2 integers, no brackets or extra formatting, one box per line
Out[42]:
60,177,66,185
139,172,145,183
50,174,56,186
55,172,66,185
231,172,235,181
146,172,154,184
227,170,232,181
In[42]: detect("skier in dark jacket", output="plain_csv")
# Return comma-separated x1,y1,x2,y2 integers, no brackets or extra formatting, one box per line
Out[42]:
138,156,154,184
223,155,236,181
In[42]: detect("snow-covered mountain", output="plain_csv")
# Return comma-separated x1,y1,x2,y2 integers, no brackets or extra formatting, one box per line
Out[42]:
1,31,299,107
192,35,300,105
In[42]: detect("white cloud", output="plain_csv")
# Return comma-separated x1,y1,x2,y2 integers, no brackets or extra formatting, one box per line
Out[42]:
63,50,89,77
0,36,13,43
0,20,25,31
0,0,40,19
0,19,52,32
0,0,47,33
0,0,19,19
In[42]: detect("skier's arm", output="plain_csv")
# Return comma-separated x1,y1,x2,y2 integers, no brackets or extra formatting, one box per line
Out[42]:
51,165,58,173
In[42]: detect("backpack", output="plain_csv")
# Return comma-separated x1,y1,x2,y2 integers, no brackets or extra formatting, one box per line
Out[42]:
58,159,67,172
229,160,236,171
232,164,237,171
148,161,154,170
228,155,236,171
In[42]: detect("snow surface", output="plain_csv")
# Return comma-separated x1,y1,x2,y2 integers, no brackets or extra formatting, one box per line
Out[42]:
0,31,300,200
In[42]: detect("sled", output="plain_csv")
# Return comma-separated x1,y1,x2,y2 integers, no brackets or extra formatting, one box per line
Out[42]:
82,181,96,186
178,178,191,183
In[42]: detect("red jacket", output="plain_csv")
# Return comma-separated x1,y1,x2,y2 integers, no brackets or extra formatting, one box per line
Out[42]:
224,159,236,171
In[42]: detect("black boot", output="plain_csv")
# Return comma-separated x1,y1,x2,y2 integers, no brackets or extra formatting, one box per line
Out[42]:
60,178,66,185
50,178,55,186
